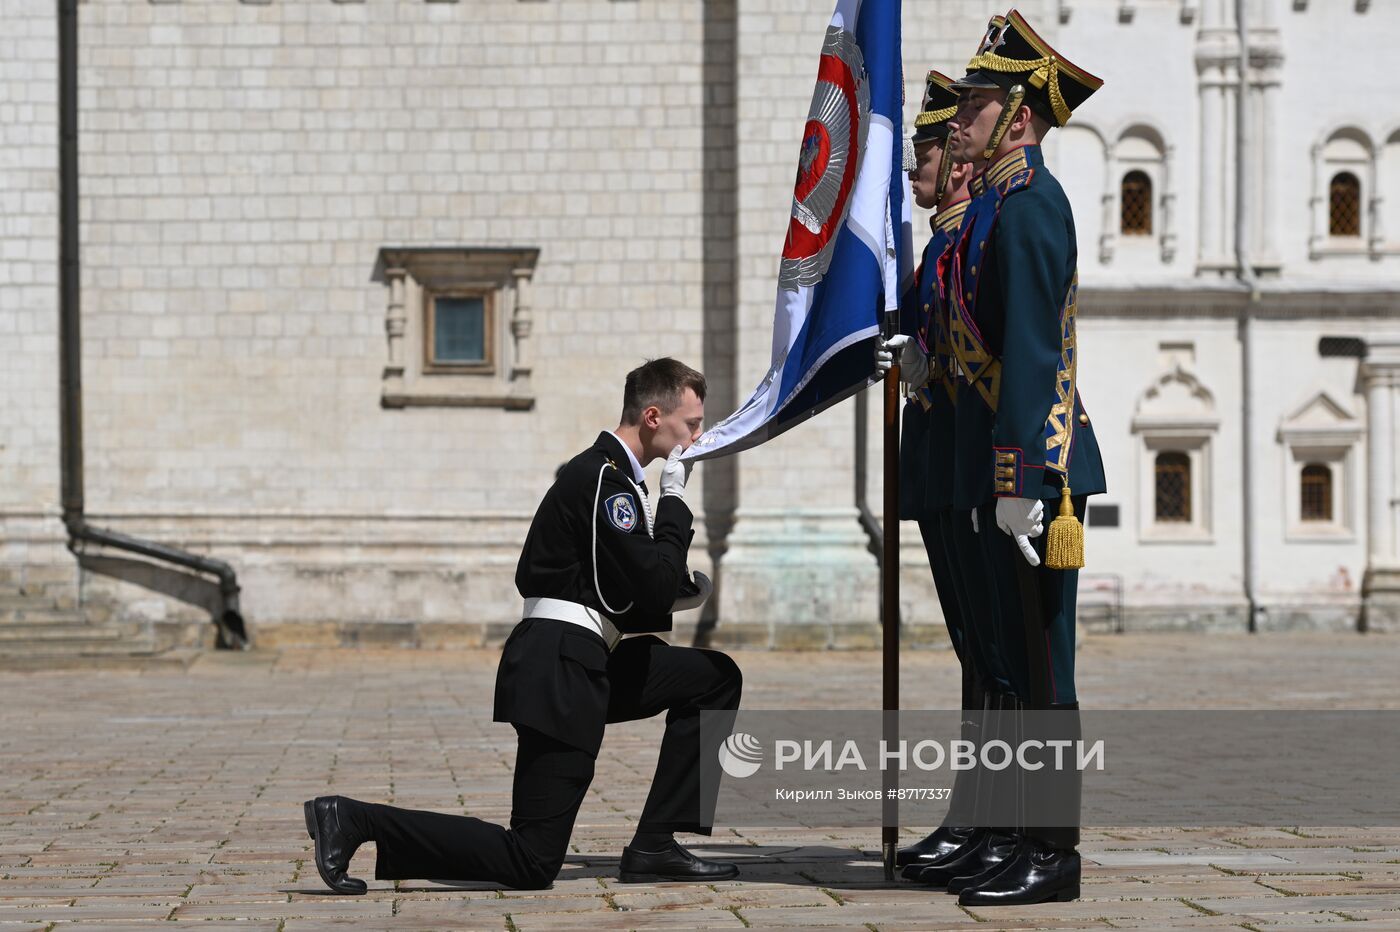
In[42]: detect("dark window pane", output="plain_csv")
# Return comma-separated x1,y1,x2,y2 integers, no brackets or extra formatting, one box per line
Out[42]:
1154,451,1191,523
1121,170,1152,236
1087,503,1120,528
1301,463,1333,522
434,296,485,363
1329,172,1361,237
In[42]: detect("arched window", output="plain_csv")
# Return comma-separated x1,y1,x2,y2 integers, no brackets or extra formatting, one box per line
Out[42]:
1329,172,1362,237
1301,463,1333,522
1154,452,1191,522
1120,170,1153,236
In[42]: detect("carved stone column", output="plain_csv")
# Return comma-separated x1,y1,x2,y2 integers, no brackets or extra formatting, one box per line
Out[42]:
1362,340,1400,631
1195,28,1239,273
510,266,534,384
1308,143,1327,258
1160,144,1178,263
1250,30,1284,271
383,265,407,394
1369,165,1386,258
1099,143,1118,265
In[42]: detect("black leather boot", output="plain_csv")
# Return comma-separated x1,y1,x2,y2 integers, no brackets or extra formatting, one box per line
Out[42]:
895,824,977,869
303,796,369,895
956,838,1080,905
900,827,980,881
946,836,1022,894
913,829,1018,888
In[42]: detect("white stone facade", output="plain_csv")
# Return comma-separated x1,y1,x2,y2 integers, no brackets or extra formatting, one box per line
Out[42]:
2,0,1398,646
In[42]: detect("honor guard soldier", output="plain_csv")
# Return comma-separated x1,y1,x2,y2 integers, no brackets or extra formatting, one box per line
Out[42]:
912,10,1107,906
878,66,1012,873
303,358,743,892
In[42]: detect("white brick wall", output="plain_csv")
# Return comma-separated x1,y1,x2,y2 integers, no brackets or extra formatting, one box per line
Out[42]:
4,1,1395,638
0,3,61,521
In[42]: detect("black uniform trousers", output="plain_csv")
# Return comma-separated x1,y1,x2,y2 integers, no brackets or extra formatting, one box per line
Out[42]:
365,629,743,890
974,495,1087,708
972,495,1087,851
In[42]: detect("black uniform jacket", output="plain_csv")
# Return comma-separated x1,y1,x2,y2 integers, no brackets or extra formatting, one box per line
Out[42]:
494,431,693,754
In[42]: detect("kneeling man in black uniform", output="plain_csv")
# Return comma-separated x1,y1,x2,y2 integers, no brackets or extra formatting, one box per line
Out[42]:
304,358,743,891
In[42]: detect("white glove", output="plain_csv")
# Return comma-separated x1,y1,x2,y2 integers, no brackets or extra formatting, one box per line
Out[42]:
995,497,1044,567
660,444,691,499
671,570,713,613
875,334,930,387
971,508,979,534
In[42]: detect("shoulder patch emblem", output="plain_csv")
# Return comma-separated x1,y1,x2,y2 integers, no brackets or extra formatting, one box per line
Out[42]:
1000,168,1034,196
604,492,638,532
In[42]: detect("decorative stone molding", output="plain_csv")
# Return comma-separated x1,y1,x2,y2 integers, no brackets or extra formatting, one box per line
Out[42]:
1180,0,1198,24
1058,0,1072,24
374,246,540,410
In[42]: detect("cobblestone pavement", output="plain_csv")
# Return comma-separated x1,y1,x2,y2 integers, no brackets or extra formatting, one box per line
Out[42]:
2,633,1399,930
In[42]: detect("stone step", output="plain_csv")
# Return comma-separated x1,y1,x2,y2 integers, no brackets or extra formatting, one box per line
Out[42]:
0,647,199,672
0,625,135,644
0,606,93,625
0,634,155,655
0,586,80,608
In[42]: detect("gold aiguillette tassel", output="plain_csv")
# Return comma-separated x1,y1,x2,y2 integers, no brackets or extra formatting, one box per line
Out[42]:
1044,484,1084,570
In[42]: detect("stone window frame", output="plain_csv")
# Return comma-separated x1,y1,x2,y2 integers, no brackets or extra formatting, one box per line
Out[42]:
1278,392,1363,543
1097,123,1176,266
1135,431,1214,542
1132,366,1218,543
1309,127,1381,258
375,246,539,411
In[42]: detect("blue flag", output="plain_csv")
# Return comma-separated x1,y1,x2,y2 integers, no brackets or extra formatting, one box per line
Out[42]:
686,0,911,462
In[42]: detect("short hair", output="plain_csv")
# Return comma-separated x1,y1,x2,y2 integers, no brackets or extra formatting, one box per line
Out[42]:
620,358,707,425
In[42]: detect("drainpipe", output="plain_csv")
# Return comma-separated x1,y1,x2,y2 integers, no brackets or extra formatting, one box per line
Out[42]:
854,389,884,561
58,0,247,649
1235,0,1261,632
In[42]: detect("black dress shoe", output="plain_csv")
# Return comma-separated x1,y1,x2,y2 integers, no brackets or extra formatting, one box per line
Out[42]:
914,831,1018,888
303,796,369,895
895,825,976,868
618,841,739,883
957,843,1080,906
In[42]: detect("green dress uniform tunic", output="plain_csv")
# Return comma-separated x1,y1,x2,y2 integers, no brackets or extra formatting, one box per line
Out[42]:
944,143,1106,707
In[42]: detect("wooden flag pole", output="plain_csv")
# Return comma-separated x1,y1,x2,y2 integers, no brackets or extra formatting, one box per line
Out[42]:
881,317,901,882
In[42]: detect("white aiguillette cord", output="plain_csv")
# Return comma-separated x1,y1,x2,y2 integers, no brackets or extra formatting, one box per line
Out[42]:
590,462,654,616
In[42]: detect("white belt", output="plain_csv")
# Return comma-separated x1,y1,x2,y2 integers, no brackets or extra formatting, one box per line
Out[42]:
522,597,622,651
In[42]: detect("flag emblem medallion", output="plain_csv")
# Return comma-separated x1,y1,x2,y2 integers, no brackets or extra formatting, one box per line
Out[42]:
779,25,870,292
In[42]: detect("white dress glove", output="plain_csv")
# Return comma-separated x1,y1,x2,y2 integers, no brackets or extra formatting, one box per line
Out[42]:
670,570,713,613
660,444,691,499
995,497,1044,567
875,334,931,387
